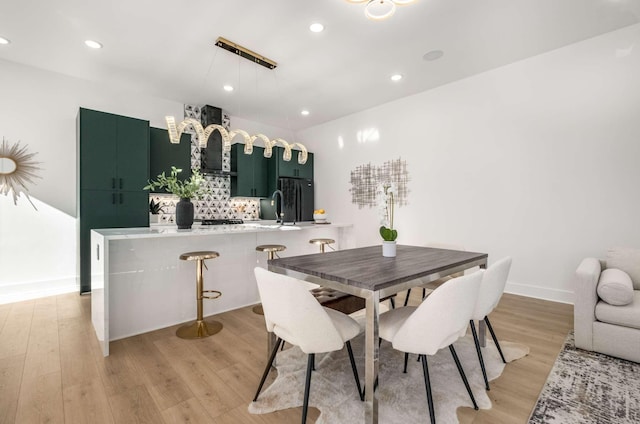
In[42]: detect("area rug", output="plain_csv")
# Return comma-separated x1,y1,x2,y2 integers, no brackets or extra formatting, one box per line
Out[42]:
529,332,640,424
249,333,528,423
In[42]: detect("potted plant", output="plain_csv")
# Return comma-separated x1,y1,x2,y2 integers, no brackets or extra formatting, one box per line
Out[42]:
377,182,398,257
148,199,165,224
144,166,210,229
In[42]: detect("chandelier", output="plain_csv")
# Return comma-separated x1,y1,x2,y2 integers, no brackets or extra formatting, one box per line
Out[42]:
165,117,308,165
165,37,308,165
347,0,416,21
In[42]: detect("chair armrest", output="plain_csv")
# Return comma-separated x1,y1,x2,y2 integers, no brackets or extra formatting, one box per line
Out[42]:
573,258,601,350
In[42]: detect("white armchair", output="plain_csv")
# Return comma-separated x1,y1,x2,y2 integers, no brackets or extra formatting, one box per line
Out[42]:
573,248,640,363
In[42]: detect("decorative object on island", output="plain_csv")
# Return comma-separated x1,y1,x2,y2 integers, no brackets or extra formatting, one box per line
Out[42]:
313,209,327,223
0,137,41,209
144,166,211,229
149,199,164,224
378,182,398,257
346,0,416,21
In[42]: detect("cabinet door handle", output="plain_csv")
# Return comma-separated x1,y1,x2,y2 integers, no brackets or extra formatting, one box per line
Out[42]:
96,244,100,260
119,178,123,189
112,178,116,189
119,193,123,204
112,193,116,204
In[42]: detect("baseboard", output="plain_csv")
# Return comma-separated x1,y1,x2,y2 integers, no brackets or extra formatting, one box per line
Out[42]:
505,281,574,305
0,277,79,305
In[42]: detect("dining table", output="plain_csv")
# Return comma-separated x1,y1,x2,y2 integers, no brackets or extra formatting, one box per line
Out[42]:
268,244,488,424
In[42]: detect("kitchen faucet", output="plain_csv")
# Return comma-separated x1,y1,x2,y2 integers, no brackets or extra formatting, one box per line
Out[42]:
270,190,285,224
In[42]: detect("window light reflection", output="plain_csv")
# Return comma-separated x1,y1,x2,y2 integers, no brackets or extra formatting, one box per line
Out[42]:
356,128,380,144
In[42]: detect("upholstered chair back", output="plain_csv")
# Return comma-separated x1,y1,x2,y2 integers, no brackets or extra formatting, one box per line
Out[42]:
254,267,344,354
392,270,484,355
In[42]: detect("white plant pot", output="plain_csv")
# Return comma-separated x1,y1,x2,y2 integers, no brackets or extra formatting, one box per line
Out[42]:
382,241,397,257
149,213,159,224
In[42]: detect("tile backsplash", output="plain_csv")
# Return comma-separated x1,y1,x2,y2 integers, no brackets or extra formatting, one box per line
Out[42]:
150,104,260,224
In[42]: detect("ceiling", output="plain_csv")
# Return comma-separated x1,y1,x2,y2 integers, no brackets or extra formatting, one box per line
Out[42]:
1,0,639,131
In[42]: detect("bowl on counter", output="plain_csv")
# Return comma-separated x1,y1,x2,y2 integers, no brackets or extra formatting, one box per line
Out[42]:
313,213,327,223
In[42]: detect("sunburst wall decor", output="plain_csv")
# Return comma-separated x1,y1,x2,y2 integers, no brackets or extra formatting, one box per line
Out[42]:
0,138,42,209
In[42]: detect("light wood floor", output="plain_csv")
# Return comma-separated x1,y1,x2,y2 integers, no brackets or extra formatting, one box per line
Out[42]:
0,290,572,423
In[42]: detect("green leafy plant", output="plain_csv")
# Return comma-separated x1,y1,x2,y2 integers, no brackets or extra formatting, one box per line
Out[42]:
377,182,398,241
379,226,397,242
149,199,165,214
144,166,211,200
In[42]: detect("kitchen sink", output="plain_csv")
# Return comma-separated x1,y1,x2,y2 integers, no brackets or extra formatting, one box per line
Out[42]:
242,223,302,230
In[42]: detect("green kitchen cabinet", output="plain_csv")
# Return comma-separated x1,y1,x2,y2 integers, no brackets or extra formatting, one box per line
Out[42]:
267,146,314,194
231,144,268,197
274,146,314,179
77,108,149,294
149,127,192,191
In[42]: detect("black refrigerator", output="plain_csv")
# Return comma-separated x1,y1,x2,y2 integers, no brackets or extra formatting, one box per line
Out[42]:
279,177,314,223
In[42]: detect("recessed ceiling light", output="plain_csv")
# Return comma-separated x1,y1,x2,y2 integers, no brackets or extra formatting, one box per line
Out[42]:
309,23,324,33
423,50,444,61
301,110,310,116
390,74,403,82
84,40,103,49
223,85,234,92
0,37,10,45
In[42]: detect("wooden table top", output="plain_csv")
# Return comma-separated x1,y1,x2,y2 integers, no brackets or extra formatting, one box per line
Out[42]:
269,245,488,292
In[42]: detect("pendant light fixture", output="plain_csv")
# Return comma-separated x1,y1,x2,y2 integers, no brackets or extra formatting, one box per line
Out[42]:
165,37,308,165
347,0,416,21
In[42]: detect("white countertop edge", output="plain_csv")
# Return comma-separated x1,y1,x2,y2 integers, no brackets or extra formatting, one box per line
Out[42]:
91,221,352,240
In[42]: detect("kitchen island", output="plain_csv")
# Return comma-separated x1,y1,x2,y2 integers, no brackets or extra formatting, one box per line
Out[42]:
91,221,353,355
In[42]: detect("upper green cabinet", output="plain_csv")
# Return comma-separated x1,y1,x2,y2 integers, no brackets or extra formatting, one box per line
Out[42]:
273,146,314,179
77,108,150,293
266,146,314,194
79,110,149,191
231,144,268,197
149,127,192,191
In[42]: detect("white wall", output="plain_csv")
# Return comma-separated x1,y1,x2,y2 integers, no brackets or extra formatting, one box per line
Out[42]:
0,59,185,303
298,24,640,303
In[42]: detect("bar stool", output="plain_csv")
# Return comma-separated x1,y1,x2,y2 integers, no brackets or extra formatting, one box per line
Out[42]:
309,238,335,253
253,244,287,315
177,251,223,339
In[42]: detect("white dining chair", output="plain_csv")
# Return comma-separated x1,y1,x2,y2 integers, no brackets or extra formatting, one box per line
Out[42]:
252,267,363,423
379,270,484,423
469,256,512,390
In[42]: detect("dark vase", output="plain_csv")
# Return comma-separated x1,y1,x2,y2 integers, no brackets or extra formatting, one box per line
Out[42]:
176,198,194,229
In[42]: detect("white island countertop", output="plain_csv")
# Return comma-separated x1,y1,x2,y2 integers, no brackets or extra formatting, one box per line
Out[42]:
91,220,354,355
92,221,350,240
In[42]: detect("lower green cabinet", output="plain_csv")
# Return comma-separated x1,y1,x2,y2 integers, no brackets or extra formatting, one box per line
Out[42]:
78,189,149,292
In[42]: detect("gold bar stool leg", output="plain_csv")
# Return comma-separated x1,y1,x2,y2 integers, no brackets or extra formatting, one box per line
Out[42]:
253,244,286,315
177,251,223,339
